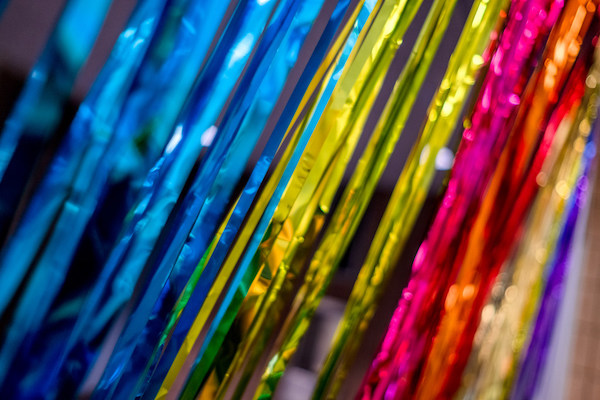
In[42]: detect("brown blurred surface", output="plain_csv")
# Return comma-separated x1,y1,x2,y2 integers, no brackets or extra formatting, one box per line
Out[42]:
568,161,600,400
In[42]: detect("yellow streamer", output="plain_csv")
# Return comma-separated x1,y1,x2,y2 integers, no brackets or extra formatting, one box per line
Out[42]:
305,0,509,397
207,0,465,397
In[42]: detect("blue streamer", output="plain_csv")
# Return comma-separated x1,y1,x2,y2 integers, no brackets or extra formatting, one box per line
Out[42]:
0,0,113,241
0,0,201,392
93,1,346,399
3,0,240,397
180,3,373,397
0,0,168,321
90,1,301,398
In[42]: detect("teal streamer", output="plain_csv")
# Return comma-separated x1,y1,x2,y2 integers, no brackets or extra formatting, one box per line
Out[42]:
90,1,307,398
0,0,168,322
1,0,240,398
0,0,188,390
0,0,113,241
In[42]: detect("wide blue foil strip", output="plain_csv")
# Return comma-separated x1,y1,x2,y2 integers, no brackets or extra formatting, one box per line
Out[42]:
0,0,170,390
89,1,299,398
44,2,254,396
1,1,238,398
0,0,168,322
0,0,252,393
0,0,113,241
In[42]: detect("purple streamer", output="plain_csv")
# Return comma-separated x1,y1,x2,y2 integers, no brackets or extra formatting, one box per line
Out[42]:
511,138,596,400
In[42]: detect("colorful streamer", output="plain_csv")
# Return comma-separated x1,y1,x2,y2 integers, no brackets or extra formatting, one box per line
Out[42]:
414,4,597,398
359,0,566,396
155,0,441,397
511,43,600,399
0,0,598,399
195,3,376,398
91,0,321,398
0,0,171,389
457,35,599,399
191,0,462,395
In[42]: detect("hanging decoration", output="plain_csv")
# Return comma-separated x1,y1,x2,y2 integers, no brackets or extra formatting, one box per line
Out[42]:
0,0,597,399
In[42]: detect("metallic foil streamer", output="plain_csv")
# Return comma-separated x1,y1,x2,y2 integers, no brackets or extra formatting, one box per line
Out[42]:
358,0,565,397
297,0,509,397
510,46,600,399
510,164,591,400
147,0,425,397
0,0,112,241
157,0,434,398
0,0,170,388
211,0,506,396
6,1,243,396
89,1,320,398
191,0,462,396
153,7,362,400
0,1,595,399
0,0,244,396
414,4,597,398
38,0,281,398
0,0,143,318
195,4,376,399
101,1,354,399
95,5,350,397
455,40,597,399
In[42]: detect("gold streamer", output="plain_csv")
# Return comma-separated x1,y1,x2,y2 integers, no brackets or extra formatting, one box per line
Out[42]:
305,0,509,397
209,0,465,397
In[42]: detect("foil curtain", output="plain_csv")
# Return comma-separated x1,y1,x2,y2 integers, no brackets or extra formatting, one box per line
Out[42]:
0,0,597,399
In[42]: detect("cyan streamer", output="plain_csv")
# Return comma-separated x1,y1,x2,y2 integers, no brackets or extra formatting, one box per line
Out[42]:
0,0,168,322
0,0,246,395
3,1,237,398
0,1,172,389
90,1,315,398
0,0,113,241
